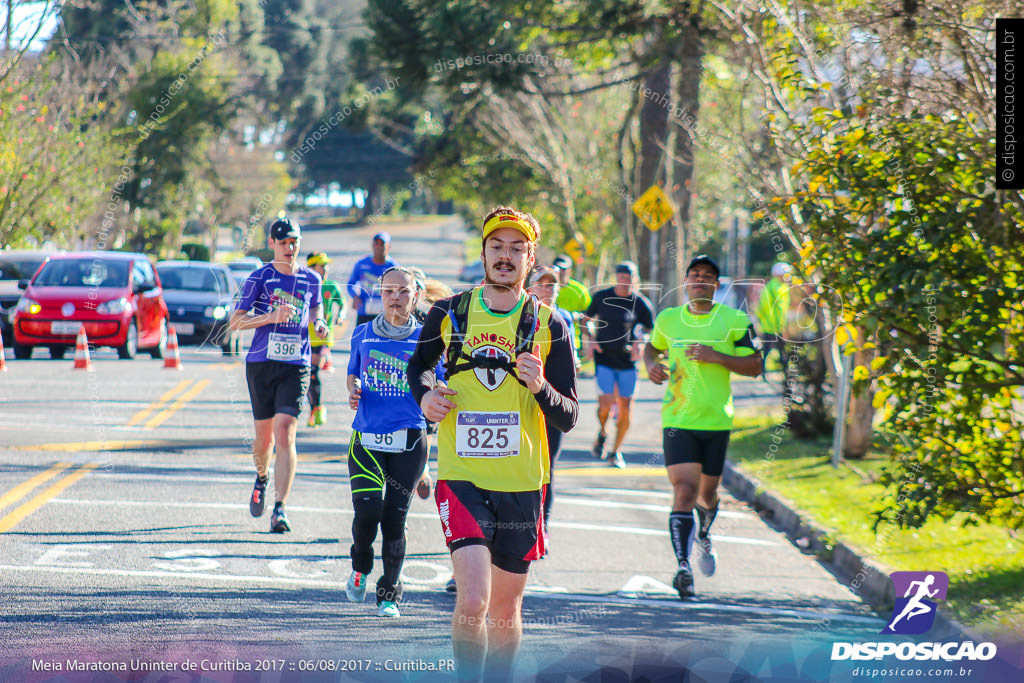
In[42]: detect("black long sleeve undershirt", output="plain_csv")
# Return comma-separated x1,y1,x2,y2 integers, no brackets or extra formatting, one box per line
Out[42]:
407,295,579,433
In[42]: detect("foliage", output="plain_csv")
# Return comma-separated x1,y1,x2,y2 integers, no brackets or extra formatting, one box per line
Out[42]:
0,56,122,248
736,0,1024,528
180,242,211,261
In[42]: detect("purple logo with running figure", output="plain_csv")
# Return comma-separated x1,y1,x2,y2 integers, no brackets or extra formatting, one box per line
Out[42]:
881,571,949,634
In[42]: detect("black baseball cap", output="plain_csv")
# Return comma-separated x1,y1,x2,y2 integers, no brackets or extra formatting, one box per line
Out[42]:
269,218,301,240
686,254,720,278
615,260,639,276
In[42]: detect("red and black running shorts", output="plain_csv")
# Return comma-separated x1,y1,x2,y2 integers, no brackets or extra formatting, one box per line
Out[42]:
435,480,546,575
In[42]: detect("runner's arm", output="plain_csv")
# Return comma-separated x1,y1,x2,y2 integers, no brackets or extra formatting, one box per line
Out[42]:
229,305,293,331
706,325,761,377
534,314,579,433
407,301,450,405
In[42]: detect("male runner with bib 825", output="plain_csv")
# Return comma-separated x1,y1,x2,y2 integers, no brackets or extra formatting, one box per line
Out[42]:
408,206,578,681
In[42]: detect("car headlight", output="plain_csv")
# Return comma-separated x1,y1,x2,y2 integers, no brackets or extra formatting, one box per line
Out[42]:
15,297,41,315
205,305,227,320
97,297,129,314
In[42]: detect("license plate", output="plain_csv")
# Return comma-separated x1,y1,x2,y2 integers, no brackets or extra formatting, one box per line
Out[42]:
171,322,195,335
51,321,82,335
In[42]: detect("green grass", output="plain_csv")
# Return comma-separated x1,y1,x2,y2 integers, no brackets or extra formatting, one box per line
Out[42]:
730,411,1024,638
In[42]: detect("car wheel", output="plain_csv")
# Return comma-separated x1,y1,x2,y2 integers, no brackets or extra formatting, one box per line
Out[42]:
118,321,138,359
13,344,32,359
149,318,167,359
49,345,69,360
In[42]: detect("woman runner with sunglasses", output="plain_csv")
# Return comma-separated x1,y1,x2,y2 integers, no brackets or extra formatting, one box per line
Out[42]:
344,266,443,618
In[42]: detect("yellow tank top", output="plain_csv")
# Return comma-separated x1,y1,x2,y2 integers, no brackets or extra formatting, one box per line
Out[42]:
437,287,553,492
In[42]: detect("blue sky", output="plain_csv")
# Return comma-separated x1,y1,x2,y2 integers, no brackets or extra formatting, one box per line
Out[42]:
4,1,59,51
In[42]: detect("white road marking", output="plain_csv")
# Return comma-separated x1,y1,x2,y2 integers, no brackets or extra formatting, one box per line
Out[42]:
560,486,672,499
46,498,778,545
0,563,879,626
555,496,752,518
618,574,675,596
48,498,779,545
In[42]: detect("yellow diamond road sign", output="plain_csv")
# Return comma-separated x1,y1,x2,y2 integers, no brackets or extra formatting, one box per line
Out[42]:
632,185,675,231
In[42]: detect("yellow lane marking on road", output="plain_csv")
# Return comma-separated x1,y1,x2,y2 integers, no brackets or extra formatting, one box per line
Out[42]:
212,362,242,370
125,379,194,427
143,379,211,430
0,462,72,513
30,440,154,452
15,438,241,453
0,463,98,534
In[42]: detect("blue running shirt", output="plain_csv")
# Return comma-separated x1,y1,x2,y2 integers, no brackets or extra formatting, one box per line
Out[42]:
346,256,399,317
347,322,442,434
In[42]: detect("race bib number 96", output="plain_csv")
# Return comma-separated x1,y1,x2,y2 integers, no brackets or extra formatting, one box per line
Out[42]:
455,412,520,458
363,429,406,453
267,332,301,361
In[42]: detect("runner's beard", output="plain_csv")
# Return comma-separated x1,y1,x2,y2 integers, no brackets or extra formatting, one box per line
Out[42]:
484,261,527,291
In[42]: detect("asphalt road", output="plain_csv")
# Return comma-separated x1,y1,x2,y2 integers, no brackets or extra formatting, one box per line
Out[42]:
0,218,895,682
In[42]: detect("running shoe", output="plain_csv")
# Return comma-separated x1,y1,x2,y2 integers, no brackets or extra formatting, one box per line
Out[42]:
270,505,290,533
250,474,268,518
673,562,695,599
346,570,367,602
307,411,317,428
315,405,326,426
591,432,607,460
609,452,625,469
378,600,400,618
417,473,433,500
696,535,718,577
445,577,457,593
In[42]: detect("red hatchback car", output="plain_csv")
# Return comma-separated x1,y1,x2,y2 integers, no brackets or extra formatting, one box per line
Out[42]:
12,252,169,359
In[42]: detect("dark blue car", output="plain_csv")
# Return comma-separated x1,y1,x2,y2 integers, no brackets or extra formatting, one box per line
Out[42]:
155,261,241,355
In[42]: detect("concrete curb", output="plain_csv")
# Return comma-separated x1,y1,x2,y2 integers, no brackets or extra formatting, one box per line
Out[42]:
721,460,969,641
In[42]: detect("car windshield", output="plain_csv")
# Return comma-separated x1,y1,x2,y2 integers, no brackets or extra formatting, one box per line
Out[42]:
227,262,259,272
0,258,47,281
34,259,129,288
158,267,220,293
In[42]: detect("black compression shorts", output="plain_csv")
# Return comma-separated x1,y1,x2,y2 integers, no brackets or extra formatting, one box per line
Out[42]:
663,427,731,476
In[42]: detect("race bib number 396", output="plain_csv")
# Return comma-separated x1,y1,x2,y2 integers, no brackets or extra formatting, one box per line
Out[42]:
455,412,520,458
267,332,301,361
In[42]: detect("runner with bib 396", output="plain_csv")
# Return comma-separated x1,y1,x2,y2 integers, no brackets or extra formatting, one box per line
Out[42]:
230,218,328,534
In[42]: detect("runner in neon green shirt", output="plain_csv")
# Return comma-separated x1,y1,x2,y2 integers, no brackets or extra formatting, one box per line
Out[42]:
644,255,761,600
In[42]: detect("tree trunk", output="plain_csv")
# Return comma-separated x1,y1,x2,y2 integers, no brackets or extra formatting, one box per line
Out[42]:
635,61,670,281
843,345,877,459
667,21,703,305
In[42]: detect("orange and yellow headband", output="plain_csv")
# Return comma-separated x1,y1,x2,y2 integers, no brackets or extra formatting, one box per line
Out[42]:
482,213,537,243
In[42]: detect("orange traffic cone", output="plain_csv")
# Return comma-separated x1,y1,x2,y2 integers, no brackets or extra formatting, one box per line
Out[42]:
0,332,8,372
73,327,93,370
321,346,335,373
163,328,183,370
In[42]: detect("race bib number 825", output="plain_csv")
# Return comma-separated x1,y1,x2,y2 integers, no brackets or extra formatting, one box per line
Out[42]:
455,412,520,458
